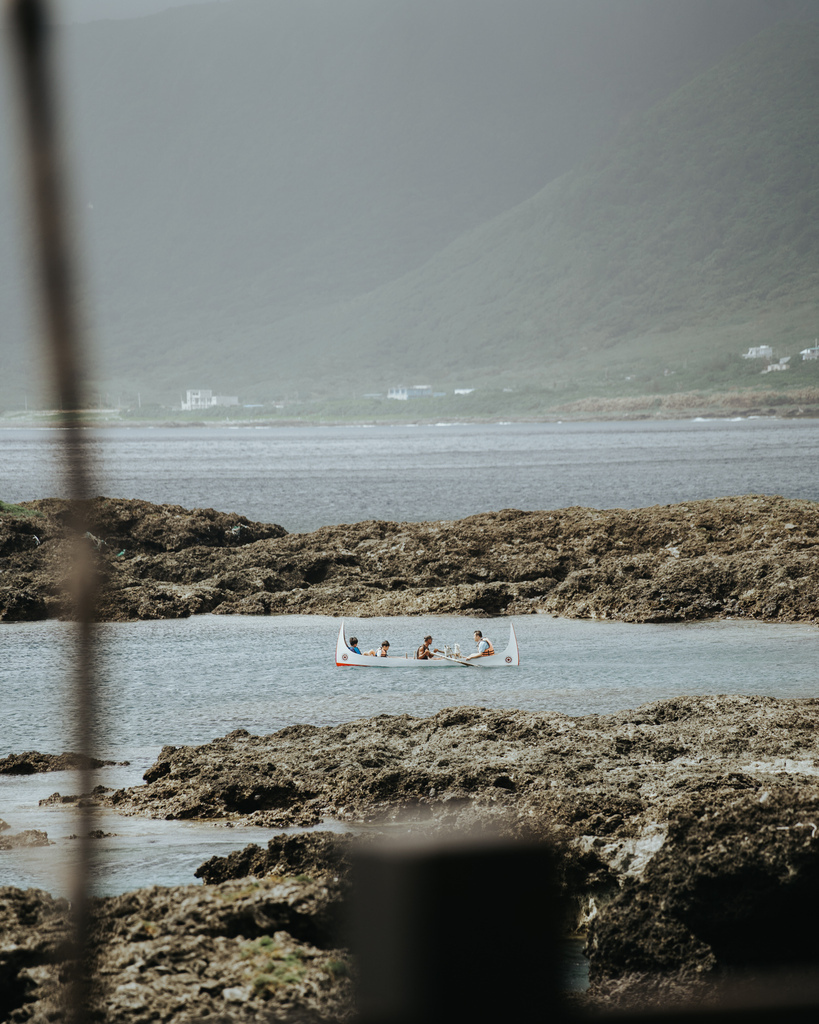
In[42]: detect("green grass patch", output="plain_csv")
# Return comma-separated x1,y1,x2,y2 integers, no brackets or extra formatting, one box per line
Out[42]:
241,938,310,996
0,500,43,519
252,963,308,994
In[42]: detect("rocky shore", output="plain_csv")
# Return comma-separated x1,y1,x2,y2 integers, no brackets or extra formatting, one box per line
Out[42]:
4,696,816,1019
1,494,818,623
0,752,126,774
113,694,819,1010
3,491,819,1017
0,877,354,1023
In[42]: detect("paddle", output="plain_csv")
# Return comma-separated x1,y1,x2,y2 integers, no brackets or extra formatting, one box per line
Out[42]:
436,652,476,668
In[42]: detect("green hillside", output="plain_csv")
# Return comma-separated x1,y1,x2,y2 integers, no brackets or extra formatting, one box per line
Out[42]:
248,23,819,402
2,0,811,410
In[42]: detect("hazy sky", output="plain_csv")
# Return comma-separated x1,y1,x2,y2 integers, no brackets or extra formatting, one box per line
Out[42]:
56,0,231,22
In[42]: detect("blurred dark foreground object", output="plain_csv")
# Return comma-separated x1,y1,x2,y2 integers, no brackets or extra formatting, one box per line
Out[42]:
350,832,819,1024
608,974,819,1024
5,3,98,1024
351,833,568,1024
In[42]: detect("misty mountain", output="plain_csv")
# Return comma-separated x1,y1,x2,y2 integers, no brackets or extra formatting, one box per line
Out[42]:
0,0,815,407
281,22,819,397
54,0,226,23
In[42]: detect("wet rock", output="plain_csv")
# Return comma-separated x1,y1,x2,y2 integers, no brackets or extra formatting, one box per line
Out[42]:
99,874,348,952
0,751,124,775
0,588,49,622
196,832,364,886
2,495,819,622
0,830,53,850
38,792,79,806
0,887,72,1022
0,878,353,1023
98,694,819,1009
105,697,819,841
585,784,819,1009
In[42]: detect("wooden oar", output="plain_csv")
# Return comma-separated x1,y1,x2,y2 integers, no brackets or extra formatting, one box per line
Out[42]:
435,653,476,668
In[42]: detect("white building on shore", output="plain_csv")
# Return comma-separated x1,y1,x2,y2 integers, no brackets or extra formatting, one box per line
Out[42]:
387,385,433,400
180,390,239,411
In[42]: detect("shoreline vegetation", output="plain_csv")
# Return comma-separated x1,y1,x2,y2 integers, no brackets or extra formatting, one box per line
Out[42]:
3,695,819,1018
3,384,819,429
1,494,818,625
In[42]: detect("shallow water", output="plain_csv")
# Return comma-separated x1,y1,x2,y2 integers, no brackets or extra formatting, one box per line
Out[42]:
4,614,818,762
2,613,816,907
0,765,342,897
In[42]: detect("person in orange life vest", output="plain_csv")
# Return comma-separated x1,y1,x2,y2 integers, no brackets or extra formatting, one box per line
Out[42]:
465,629,494,659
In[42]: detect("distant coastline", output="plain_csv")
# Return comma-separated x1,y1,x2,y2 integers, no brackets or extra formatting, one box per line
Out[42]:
3,384,819,430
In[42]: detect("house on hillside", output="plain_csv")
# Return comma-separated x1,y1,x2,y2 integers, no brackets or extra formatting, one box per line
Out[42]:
800,342,819,361
387,385,433,400
762,357,790,373
742,345,773,360
181,390,239,410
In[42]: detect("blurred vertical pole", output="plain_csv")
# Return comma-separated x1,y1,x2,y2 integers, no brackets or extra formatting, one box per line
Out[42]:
5,1,97,1021
352,835,568,1024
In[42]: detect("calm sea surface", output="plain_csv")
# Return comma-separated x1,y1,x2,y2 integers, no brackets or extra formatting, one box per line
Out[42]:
2,613,817,900
1,419,817,926
2,419,818,532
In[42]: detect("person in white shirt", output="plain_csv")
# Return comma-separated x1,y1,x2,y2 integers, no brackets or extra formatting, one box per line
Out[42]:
364,641,391,657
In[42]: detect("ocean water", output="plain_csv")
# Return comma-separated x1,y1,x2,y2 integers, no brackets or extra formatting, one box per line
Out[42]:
1,418,818,532
1,419,818,980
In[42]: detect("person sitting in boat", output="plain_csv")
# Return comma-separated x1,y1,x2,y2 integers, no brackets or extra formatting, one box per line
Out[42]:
419,634,438,659
416,635,439,660
348,636,362,655
465,630,494,659
364,641,390,657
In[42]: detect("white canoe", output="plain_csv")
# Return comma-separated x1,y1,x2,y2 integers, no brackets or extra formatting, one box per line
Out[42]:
335,621,520,668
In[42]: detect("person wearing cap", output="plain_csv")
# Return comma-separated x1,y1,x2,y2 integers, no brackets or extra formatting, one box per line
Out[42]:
348,636,362,655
